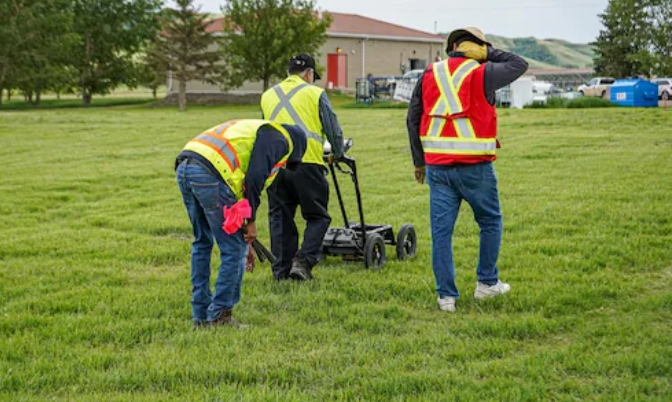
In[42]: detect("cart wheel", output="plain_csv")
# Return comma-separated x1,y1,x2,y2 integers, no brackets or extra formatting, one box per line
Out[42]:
396,224,417,260
364,233,386,269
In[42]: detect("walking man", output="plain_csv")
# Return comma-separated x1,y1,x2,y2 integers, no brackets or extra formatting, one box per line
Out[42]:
406,27,529,312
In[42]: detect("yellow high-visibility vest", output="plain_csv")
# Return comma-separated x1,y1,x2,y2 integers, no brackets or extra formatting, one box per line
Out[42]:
182,119,292,200
260,75,325,165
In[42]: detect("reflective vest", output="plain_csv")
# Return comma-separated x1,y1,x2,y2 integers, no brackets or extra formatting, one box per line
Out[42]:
420,57,498,166
181,119,293,200
260,75,325,165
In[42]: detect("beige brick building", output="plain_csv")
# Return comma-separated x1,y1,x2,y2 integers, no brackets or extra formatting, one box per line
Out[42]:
167,12,445,94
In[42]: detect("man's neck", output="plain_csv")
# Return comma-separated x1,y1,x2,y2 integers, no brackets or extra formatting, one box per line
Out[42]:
289,74,308,83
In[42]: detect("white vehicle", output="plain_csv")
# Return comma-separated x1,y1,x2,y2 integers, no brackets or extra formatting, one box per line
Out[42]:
532,80,555,94
401,69,425,82
652,78,672,100
577,77,615,98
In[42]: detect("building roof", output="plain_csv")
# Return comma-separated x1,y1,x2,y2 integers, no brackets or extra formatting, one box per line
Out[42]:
326,12,444,43
205,11,445,43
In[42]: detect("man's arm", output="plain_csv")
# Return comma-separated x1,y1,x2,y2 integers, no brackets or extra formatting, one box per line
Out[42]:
243,126,289,222
318,92,344,159
484,48,529,102
406,73,426,168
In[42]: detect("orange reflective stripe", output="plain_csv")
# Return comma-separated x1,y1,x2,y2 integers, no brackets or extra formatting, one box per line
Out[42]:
191,139,236,172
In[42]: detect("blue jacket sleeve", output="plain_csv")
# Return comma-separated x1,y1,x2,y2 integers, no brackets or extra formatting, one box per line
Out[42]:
243,126,289,222
318,92,344,159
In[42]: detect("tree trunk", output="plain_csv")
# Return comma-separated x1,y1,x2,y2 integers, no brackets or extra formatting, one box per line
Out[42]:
263,77,270,92
25,92,33,103
7,89,11,101
152,87,157,99
178,80,186,112
34,89,41,107
0,88,3,106
82,89,92,106
57,91,61,100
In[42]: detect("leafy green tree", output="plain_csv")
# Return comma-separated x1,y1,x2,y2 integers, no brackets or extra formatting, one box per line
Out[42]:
0,0,27,106
147,0,225,111
593,0,672,78
593,0,651,78
135,51,164,99
12,0,77,106
221,0,332,91
648,0,672,76
71,0,161,105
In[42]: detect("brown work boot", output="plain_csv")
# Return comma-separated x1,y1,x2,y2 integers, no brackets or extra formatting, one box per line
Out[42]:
208,309,246,328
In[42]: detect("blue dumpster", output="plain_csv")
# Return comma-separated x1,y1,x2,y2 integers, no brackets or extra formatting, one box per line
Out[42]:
610,79,659,107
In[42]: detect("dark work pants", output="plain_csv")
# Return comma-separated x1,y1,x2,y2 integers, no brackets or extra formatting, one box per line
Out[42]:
268,163,331,279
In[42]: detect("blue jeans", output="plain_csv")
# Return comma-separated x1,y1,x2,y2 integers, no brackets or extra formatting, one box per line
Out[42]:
426,162,502,299
176,158,248,322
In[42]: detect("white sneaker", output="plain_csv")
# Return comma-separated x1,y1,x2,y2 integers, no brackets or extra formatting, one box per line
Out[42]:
474,280,511,300
437,296,456,312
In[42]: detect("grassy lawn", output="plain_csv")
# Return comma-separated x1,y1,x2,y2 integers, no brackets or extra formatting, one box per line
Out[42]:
0,103,671,401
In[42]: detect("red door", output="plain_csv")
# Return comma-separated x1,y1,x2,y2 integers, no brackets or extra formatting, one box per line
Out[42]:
327,54,347,88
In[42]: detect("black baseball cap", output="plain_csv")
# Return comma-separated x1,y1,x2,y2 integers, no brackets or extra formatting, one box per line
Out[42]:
288,53,321,80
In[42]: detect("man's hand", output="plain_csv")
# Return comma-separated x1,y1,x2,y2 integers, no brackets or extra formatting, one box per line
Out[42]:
414,165,426,184
243,221,257,243
245,246,255,272
327,154,339,165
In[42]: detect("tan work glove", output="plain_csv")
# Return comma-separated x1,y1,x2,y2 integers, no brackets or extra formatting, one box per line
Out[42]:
456,41,488,62
414,166,426,184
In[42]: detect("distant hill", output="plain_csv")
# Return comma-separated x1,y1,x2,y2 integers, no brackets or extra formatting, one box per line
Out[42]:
439,33,596,69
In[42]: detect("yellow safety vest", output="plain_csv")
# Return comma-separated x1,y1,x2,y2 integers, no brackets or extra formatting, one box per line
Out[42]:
260,75,325,165
182,119,293,200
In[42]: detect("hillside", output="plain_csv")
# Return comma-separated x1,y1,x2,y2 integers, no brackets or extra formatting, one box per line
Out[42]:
440,33,596,69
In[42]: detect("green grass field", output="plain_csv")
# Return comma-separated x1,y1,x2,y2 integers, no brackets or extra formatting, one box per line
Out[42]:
1,103,671,401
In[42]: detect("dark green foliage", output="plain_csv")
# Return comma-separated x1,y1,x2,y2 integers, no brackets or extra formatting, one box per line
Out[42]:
221,0,332,91
147,0,225,111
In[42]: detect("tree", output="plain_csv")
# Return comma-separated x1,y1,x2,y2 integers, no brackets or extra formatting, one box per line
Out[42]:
71,0,161,105
12,0,77,106
147,0,225,111
221,0,332,91
0,0,28,106
648,0,672,76
593,0,672,78
593,0,651,78
135,41,165,99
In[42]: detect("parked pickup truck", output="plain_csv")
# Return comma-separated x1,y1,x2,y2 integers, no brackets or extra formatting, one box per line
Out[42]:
578,77,616,98
653,78,672,100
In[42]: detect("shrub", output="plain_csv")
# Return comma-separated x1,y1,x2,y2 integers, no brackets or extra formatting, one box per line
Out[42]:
524,96,617,109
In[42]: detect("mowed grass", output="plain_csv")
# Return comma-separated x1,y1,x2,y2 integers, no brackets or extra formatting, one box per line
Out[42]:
0,103,671,401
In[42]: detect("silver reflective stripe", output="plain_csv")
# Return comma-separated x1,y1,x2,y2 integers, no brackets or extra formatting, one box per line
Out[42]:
454,118,473,138
433,62,460,114
270,164,283,175
420,139,496,152
428,118,445,137
214,120,236,135
429,60,481,137
451,60,480,88
195,134,238,170
268,84,323,143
